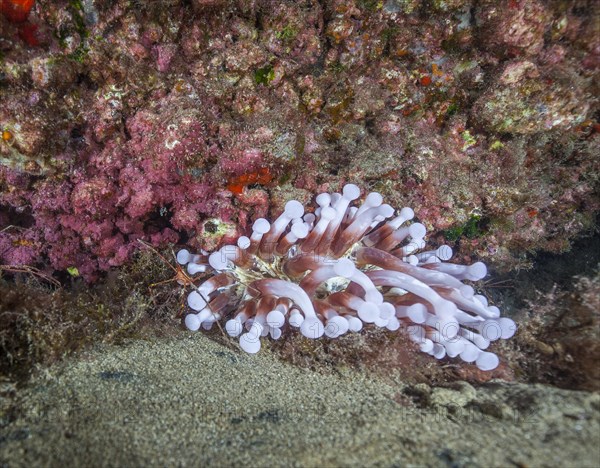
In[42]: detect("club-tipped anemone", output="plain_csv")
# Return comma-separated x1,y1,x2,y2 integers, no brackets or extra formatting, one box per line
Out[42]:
179,184,515,370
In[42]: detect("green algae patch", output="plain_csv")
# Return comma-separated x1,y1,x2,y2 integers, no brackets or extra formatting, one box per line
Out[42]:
444,214,486,241
254,65,275,85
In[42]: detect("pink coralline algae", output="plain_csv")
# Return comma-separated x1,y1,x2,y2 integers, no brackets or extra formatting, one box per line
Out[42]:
179,185,516,370
0,0,598,282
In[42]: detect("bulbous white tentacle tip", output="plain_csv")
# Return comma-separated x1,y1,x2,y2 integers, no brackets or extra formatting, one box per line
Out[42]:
335,316,350,335
320,206,336,221
303,213,316,224
444,339,466,358
347,316,363,332
374,316,389,327
459,285,475,298
487,305,501,319
473,294,488,307
284,200,304,219
379,302,395,320
300,317,325,339
342,184,361,200
269,326,283,340
365,192,383,206
252,218,271,234
419,338,434,354
176,249,191,265
291,222,309,239
469,262,488,280
358,302,379,323
409,222,427,239
225,319,243,337
187,263,207,275
404,255,418,265
325,316,349,338
208,252,230,271
333,258,356,278
187,291,207,311
459,343,481,363
399,207,415,221
266,310,286,328
239,333,261,354
433,344,446,359
438,316,460,339
237,236,251,249
403,243,419,256
406,303,428,324
379,204,395,218
476,351,499,371
184,313,201,331
386,316,401,331
498,317,517,339
315,193,331,208
407,324,426,342
436,245,453,261
249,321,264,338
288,310,304,328
414,238,426,249
471,333,490,351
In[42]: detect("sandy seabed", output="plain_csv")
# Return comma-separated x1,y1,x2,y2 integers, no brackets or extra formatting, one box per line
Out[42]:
1,333,599,467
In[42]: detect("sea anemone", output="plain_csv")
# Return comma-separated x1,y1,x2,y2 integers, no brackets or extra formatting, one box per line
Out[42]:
177,185,516,371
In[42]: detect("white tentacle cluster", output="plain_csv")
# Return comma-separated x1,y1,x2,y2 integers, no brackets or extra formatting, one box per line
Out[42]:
178,184,516,371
